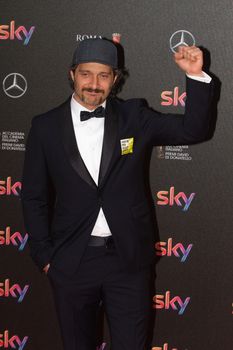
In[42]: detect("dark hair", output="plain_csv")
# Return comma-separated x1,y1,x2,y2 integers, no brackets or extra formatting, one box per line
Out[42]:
68,64,128,97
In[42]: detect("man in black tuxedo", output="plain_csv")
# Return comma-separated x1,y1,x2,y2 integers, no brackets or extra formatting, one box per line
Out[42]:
21,38,212,350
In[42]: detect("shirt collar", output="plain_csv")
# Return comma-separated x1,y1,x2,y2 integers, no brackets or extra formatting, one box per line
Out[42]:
71,93,106,122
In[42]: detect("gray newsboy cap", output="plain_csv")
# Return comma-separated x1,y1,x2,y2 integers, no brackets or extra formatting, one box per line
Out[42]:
72,38,118,69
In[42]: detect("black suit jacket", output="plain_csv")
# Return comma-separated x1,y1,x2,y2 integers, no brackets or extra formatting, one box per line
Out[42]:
21,77,213,275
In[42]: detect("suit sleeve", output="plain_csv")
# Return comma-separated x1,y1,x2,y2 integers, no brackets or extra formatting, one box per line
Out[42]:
21,119,55,271
139,77,213,146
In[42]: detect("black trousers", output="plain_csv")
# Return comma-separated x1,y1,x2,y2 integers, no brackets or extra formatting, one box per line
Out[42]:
48,243,153,350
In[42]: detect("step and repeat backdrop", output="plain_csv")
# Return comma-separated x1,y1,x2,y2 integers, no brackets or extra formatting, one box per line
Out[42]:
1,1,233,350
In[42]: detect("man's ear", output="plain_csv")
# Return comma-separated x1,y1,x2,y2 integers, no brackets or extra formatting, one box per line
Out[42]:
70,70,74,81
113,74,118,84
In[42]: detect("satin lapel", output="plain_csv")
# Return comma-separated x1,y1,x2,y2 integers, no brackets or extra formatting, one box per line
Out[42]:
98,98,119,187
58,98,97,189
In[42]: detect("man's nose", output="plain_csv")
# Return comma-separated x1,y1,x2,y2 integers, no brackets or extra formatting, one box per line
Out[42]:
90,75,99,89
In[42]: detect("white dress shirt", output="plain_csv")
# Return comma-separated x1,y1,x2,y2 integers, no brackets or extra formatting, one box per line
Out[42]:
70,72,211,237
186,71,212,83
71,95,112,237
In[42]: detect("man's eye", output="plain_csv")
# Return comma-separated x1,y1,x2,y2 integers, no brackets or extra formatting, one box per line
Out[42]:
80,72,89,77
101,74,109,79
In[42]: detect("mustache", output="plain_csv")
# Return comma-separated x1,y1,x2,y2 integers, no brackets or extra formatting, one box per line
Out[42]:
82,88,104,94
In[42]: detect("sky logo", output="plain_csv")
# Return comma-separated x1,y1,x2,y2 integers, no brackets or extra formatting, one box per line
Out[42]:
156,187,195,211
153,291,190,315
161,87,186,106
0,177,21,196
0,227,28,251
0,279,29,303
0,330,28,350
152,344,179,350
155,238,193,262
0,21,35,45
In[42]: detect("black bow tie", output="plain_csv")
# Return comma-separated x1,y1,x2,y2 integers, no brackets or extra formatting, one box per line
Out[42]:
80,106,105,122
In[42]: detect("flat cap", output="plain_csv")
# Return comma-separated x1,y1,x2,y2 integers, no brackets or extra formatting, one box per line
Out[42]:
72,38,118,68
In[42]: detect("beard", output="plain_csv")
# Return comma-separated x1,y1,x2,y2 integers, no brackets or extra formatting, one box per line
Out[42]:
81,88,105,107
74,85,107,108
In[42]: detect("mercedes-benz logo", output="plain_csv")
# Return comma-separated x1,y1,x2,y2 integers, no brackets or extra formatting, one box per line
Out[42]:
3,73,27,98
170,30,195,53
